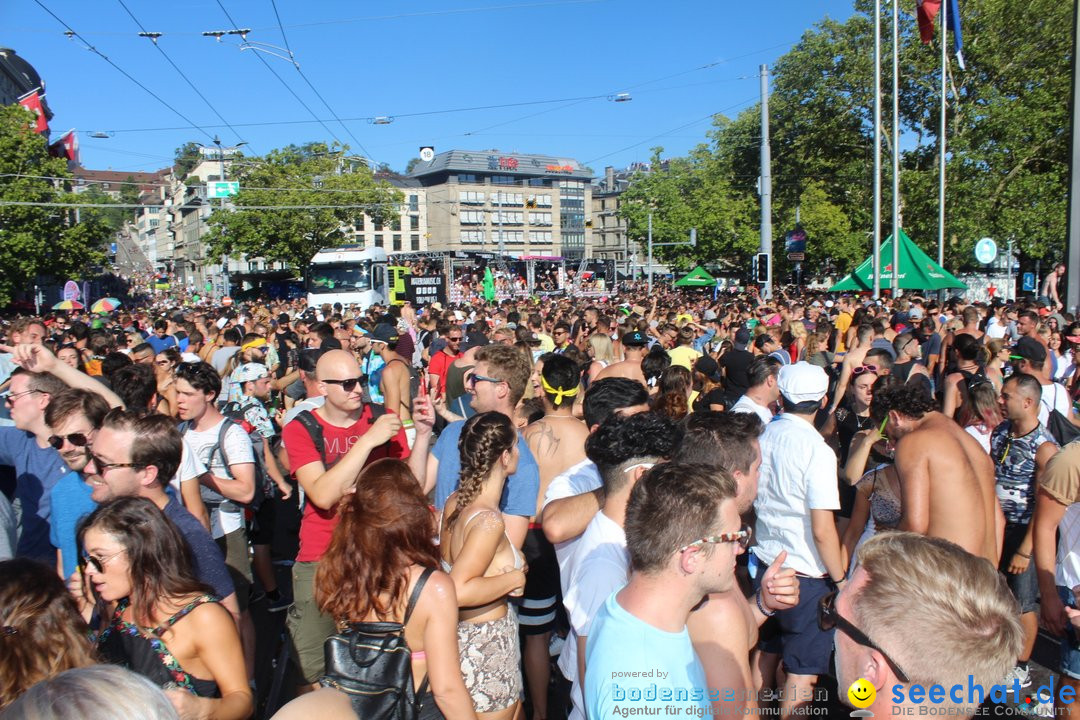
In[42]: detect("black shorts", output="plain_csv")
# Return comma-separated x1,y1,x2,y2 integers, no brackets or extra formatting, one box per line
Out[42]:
518,527,559,635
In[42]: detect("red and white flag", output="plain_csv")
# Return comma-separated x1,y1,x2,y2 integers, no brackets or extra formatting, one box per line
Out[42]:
916,0,942,44
49,130,79,164
17,90,48,134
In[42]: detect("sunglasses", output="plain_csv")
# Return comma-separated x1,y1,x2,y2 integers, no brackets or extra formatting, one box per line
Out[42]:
446,336,462,343
468,374,504,388
80,548,127,574
819,591,910,683
3,389,41,405
677,524,753,553
322,376,366,393
88,451,145,474
48,433,91,450
852,364,879,376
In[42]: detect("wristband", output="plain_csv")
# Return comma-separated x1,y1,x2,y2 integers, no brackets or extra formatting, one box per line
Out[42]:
755,588,776,617
1016,551,1030,559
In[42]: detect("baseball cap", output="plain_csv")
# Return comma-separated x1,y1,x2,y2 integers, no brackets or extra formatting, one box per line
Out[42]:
733,328,751,349
693,356,722,382
370,323,399,345
777,362,829,403
1011,337,1047,363
622,331,647,347
703,309,718,321
277,312,291,325
231,362,268,384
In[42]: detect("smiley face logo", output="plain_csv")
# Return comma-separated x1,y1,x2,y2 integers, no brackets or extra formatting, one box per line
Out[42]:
848,678,875,708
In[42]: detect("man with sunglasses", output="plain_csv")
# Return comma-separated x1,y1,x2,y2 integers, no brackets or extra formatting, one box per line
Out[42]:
281,348,433,691
830,532,1022,716
427,324,462,398
584,463,742,720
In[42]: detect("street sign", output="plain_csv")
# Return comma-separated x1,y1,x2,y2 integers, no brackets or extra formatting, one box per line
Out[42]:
974,237,998,264
208,181,239,198
1022,272,1036,292
787,252,805,261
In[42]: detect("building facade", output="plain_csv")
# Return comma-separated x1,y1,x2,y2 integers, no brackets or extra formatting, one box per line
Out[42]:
409,150,593,259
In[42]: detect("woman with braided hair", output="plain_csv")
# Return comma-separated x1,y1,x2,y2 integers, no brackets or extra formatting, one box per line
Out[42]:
439,411,526,720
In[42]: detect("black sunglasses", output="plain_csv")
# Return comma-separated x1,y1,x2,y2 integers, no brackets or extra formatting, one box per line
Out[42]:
48,433,91,450
322,376,366,393
818,591,910,683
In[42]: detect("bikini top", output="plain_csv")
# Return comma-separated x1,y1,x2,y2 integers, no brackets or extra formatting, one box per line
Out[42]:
97,594,220,697
441,508,524,573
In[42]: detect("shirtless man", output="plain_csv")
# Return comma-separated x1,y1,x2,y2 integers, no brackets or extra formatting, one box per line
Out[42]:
521,353,590,720
371,324,413,424
675,412,800,713
594,330,648,386
874,384,1002,563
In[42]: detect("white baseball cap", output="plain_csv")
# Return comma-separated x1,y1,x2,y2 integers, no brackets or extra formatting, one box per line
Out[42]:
777,362,829,403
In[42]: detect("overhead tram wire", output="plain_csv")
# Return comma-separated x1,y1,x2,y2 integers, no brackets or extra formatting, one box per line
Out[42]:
213,0,346,149
267,0,376,162
114,0,251,151
31,0,216,143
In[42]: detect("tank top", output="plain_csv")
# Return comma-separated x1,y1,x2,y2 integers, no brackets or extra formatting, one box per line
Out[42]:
991,420,1057,525
97,595,220,697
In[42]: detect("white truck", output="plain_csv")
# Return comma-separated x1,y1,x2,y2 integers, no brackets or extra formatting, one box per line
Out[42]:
307,245,388,310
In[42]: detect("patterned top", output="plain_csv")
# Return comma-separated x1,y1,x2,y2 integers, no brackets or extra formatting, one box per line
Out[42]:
990,420,1058,525
97,594,220,697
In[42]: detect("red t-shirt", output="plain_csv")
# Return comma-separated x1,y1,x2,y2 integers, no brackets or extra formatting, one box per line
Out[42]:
283,406,409,562
428,350,461,396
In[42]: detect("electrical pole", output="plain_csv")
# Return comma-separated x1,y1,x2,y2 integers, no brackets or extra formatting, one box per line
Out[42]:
891,0,901,295
760,64,773,300
1066,0,1080,314
938,0,948,268
214,135,230,299
872,0,882,298
647,212,653,294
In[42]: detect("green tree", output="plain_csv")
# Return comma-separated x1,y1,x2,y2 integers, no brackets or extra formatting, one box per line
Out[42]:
203,143,403,271
0,105,109,306
174,141,203,179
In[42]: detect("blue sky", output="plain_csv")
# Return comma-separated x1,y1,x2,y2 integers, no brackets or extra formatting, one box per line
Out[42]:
6,0,858,175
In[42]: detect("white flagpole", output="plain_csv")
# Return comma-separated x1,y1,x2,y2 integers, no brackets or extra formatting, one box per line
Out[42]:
873,0,883,298
891,0,901,295
938,0,948,267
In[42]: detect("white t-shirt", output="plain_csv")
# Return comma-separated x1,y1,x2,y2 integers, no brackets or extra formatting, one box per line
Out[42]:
1058,502,1080,590
541,458,603,580
731,394,773,426
964,424,993,456
1039,382,1072,428
986,318,1008,339
753,413,841,577
559,511,629,720
168,436,208,498
183,418,255,538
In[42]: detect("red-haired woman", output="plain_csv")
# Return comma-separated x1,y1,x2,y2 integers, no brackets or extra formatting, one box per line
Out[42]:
272,459,476,720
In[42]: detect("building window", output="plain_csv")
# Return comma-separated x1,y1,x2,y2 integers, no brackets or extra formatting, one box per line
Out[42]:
531,194,552,207
356,215,365,231
374,234,384,247
491,192,523,205
374,219,384,231
528,212,552,225
410,215,420,230
457,173,478,183
149,219,160,228
495,230,524,244
411,234,420,251
459,191,485,204
408,194,419,211
460,230,485,244
529,231,553,244
393,234,402,251
460,210,485,225
494,211,523,225
528,178,550,187
391,217,401,231
491,175,517,186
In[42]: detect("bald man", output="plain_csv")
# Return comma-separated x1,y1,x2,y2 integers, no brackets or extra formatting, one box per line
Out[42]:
281,349,434,690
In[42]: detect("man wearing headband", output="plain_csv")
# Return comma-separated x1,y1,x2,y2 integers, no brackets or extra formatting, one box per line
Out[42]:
521,354,590,720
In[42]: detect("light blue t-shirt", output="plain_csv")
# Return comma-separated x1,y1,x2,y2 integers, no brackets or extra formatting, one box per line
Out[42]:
49,471,97,578
0,428,69,563
432,419,539,517
584,592,712,720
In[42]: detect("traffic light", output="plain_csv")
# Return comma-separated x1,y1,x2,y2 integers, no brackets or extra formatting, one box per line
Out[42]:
755,252,769,283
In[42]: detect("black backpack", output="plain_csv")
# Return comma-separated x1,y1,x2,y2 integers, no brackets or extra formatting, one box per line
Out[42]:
1042,383,1080,447
320,568,434,720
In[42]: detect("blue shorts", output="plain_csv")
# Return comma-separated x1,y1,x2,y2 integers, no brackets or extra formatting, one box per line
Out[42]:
1059,586,1080,681
751,554,836,676
999,523,1039,614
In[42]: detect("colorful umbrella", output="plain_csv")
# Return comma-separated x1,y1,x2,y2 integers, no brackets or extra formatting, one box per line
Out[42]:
90,297,122,313
51,300,84,311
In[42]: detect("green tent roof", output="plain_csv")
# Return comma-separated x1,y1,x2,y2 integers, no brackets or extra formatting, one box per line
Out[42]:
673,265,716,287
830,230,967,292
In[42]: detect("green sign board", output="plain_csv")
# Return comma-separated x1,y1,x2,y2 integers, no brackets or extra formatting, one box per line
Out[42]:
208,181,239,198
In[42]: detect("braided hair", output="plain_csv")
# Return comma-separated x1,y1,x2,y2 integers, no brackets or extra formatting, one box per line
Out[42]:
445,412,517,531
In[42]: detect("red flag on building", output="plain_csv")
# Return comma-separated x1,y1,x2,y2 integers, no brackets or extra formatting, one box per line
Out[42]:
48,130,79,164
916,0,942,44
17,90,48,133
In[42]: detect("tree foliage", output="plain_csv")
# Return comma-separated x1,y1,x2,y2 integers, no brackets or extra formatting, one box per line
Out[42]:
174,141,203,179
0,105,109,306
203,143,403,271
618,0,1071,277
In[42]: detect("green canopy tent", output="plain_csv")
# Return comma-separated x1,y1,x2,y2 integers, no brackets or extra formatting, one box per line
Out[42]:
829,229,967,292
673,266,716,288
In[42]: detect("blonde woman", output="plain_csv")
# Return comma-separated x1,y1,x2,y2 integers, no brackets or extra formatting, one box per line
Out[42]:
586,333,616,385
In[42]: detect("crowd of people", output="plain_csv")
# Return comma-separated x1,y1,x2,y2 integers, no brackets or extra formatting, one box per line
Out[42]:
0,281,1079,719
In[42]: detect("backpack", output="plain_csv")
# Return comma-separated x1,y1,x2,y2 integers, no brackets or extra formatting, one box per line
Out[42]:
1042,384,1080,447
203,404,276,512
320,568,434,720
292,405,387,470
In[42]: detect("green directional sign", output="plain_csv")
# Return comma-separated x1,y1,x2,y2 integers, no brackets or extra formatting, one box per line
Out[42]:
208,181,240,198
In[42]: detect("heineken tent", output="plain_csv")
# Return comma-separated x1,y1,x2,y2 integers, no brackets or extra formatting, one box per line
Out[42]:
673,266,716,288
830,229,967,292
